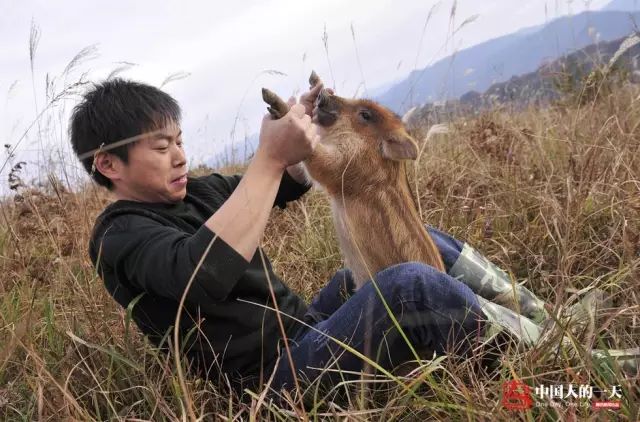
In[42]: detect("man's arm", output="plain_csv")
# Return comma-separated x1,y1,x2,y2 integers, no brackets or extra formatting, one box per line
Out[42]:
203,148,285,262
204,165,311,210
204,85,322,210
96,217,250,303
204,104,317,262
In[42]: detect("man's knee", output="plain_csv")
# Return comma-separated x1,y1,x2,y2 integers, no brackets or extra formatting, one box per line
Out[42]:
373,261,451,297
373,261,484,327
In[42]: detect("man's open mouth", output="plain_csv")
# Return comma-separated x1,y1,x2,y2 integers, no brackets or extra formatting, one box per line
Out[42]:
171,174,187,184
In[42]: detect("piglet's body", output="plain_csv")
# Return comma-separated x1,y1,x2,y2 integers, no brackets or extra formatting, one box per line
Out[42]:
263,73,445,288
305,78,445,288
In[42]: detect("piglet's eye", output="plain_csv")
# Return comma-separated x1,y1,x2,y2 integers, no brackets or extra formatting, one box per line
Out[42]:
359,110,372,121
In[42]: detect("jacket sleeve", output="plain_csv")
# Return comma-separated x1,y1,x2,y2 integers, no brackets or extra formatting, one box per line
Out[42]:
273,170,312,209
204,170,312,209
95,215,250,304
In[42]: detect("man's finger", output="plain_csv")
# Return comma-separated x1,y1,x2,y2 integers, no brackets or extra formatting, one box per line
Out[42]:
308,82,324,96
289,103,306,117
287,96,296,107
311,134,321,149
306,124,317,140
301,83,323,103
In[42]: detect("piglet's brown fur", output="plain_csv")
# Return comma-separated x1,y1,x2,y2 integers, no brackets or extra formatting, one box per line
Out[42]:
263,73,445,288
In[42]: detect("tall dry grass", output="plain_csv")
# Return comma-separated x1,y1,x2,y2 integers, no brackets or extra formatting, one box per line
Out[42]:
1,73,638,420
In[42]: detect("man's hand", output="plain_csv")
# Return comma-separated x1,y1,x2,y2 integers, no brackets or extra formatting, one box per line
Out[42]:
300,81,334,117
300,82,323,117
258,103,318,171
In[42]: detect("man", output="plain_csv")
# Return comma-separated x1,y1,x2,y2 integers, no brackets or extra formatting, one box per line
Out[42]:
70,78,484,394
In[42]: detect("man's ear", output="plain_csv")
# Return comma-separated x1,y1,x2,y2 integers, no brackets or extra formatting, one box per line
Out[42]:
381,133,419,161
93,152,123,181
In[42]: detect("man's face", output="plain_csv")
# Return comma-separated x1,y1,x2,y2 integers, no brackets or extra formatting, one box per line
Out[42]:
113,120,188,203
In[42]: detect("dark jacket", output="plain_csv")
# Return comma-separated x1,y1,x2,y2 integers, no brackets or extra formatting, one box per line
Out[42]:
89,171,311,382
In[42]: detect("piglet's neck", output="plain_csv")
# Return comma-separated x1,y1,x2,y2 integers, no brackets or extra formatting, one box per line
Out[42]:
330,172,446,287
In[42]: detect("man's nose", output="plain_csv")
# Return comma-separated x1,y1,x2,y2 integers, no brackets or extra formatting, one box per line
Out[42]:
172,145,186,167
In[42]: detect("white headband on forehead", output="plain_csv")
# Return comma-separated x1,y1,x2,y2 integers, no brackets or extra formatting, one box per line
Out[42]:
77,128,168,161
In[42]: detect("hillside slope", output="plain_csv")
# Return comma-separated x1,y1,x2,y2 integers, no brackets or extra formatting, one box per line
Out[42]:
377,10,640,113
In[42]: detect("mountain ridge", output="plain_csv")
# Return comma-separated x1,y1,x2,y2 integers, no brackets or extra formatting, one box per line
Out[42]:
376,10,640,113
403,34,640,127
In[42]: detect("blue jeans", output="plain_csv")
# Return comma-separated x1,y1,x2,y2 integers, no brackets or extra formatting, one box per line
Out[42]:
269,227,485,391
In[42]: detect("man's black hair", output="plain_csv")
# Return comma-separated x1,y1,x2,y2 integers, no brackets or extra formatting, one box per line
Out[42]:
69,78,182,189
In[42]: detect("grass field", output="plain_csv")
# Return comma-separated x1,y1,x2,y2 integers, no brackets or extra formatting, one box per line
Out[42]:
1,68,639,420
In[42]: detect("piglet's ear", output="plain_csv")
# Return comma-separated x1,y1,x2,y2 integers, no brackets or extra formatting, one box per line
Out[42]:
382,133,419,161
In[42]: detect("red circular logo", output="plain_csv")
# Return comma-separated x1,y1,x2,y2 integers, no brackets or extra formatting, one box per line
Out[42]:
502,380,533,410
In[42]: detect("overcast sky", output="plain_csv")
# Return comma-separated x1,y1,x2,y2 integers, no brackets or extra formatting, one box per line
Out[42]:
0,0,613,191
